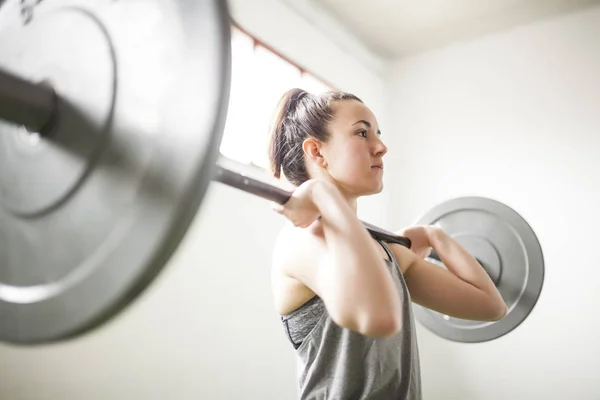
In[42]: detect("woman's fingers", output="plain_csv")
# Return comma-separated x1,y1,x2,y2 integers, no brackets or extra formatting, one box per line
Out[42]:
270,202,284,214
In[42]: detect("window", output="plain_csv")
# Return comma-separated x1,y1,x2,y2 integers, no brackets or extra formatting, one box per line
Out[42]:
219,26,334,171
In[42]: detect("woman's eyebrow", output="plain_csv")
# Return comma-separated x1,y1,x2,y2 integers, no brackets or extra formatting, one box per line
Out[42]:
352,120,371,128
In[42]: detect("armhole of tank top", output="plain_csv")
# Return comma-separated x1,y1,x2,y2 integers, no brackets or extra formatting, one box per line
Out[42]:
379,240,414,303
377,240,394,264
294,303,330,353
378,240,406,278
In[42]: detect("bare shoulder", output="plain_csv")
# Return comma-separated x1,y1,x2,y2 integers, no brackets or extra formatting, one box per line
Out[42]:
271,221,326,315
387,242,417,275
272,220,325,273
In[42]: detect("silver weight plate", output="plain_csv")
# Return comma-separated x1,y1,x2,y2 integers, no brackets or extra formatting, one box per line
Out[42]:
0,0,231,344
413,196,544,342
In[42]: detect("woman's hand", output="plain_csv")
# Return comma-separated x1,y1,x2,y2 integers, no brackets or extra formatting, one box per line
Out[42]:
271,180,322,228
399,225,439,259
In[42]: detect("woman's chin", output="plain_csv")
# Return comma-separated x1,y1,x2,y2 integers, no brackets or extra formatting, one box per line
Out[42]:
371,185,384,195
338,178,384,197
360,181,384,196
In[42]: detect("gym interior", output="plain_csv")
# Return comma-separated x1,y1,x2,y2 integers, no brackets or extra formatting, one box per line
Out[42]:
1,0,599,399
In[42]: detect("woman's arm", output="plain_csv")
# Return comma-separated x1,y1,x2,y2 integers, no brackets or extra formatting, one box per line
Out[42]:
393,226,507,321
428,227,504,299
274,180,403,337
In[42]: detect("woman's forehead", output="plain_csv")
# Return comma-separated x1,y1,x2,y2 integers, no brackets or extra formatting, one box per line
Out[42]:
331,100,378,127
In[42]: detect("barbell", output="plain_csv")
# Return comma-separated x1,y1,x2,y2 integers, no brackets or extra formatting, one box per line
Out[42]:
0,0,545,346
0,0,412,345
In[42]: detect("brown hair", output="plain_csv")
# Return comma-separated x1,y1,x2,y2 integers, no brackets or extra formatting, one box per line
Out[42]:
268,88,362,186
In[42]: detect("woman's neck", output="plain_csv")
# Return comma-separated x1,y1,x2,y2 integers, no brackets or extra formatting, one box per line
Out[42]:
337,189,359,215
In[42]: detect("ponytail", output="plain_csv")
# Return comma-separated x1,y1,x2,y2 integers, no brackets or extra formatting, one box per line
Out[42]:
267,88,309,180
267,88,362,186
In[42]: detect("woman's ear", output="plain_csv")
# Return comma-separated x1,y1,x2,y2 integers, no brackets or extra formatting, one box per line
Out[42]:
302,137,327,169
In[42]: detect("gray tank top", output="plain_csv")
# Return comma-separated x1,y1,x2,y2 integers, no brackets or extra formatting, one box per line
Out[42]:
280,240,422,400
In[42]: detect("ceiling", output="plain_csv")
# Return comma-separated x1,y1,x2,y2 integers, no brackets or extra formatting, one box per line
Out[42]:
316,0,600,58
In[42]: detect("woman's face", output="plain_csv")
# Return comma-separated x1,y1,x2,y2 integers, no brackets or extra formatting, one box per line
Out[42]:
320,99,388,198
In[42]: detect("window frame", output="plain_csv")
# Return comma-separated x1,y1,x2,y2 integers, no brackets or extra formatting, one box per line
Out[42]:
219,22,336,177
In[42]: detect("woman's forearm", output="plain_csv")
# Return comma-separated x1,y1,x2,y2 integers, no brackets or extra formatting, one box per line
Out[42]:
427,227,503,300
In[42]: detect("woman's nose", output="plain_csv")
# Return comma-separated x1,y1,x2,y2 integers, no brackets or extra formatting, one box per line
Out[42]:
372,136,388,157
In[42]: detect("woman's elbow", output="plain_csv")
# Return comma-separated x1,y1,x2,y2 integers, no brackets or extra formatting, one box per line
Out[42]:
332,309,403,338
366,313,403,337
486,299,508,321
353,309,403,338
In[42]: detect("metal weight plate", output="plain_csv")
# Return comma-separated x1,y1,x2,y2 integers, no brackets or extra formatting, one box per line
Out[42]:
0,0,231,344
413,196,544,342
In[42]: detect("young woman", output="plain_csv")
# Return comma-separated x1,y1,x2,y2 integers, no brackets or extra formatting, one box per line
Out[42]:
268,88,507,400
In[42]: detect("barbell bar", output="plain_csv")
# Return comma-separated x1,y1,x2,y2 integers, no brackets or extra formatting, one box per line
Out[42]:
0,67,57,135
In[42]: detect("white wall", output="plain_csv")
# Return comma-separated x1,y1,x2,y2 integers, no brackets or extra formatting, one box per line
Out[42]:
387,5,600,400
0,1,390,399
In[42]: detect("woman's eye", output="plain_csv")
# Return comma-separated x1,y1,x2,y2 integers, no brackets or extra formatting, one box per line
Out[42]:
359,130,368,137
